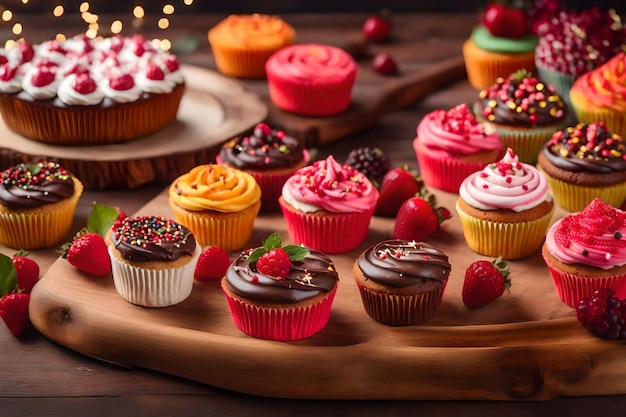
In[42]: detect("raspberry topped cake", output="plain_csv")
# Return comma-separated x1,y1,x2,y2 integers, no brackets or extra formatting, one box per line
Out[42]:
538,122,626,212
0,33,185,145
474,69,568,164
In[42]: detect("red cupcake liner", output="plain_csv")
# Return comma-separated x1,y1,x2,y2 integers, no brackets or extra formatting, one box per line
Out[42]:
222,284,337,341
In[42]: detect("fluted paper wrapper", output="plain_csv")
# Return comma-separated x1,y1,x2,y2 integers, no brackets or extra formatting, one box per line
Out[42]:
492,124,566,165
211,43,291,78
456,201,554,260
544,174,626,212
542,253,626,308
570,99,626,141
110,246,200,308
279,199,375,254
355,281,447,326
221,282,338,341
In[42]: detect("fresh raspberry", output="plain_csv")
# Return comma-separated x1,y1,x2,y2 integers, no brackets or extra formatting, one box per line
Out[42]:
109,73,135,91
31,66,56,87
48,39,66,54
576,288,626,340
145,63,165,81
255,248,292,279
17,39,34,63
0,64,17,82
0,54,7,65
194,246,230,281
73,72,97,94
163,55,180,73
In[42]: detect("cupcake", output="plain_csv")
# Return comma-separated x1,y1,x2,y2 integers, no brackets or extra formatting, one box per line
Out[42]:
216,122,310,212
108,215,201,307
208,13,295,78
413,103,504,193
168,164,261,251
534,6,626,106
221,232,339,341
542,198,626,307
265,43,357,117
353,239,451,326
278,155,379,254
456,148,554,260
462,2,537,90
474,69,568,164
537,122,626,212
569,52,626,139
0,161,83,250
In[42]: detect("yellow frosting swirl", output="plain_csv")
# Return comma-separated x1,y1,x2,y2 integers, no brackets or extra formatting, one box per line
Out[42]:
572,52,626,111
169,164,261,213
208,14,295,49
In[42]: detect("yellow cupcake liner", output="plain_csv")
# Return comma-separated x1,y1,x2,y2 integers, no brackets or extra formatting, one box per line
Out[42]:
492,123,567,165
569,95,626,140
169,199,260,252
543,174,626,212
456,201,554,260
0,178,83,250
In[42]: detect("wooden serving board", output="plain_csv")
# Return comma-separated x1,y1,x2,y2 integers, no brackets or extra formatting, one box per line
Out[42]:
28,189,626,401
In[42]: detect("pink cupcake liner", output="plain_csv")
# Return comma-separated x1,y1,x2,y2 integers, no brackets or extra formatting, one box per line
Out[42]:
542,253,626,308
222,284,337,341
279,199,375,253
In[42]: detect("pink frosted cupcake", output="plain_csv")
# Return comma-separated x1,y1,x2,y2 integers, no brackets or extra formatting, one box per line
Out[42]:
456,148,555,259
221,233,339,341
265,43,357,116
278,155,379,254
542,199,626,308
413,103,504,193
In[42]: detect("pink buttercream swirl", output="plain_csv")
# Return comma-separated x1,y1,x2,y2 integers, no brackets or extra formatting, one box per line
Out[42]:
266,43,356,83
545,199,626,270
282,155,378,213
459,148,551,212
416,103,502,156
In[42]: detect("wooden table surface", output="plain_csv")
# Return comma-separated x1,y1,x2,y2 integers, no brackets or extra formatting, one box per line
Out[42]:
3,12,626,417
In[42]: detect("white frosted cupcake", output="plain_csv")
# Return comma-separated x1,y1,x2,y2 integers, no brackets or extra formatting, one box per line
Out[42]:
108,215,201,307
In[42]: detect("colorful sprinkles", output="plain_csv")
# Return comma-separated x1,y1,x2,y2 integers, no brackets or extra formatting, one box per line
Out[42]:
1,161,70,188
547,122,626,161
115,215,191,248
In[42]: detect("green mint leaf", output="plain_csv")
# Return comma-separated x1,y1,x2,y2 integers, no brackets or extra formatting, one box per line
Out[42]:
87,203,120,238
283,245,310,261
27,163,41,176
0,253,18,296
263,233,282,252
246,247,267,264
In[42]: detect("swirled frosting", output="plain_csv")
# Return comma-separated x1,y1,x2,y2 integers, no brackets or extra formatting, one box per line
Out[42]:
459,148,552,212
0,161,76,210
541,122,626,173
112,215,197,263
416,103,503,157
0,63,23,93
22,65,60,99
476,70,567,127
357,240,451,288
281,155,379,214
265,43,357,84
169,164,261,213
57,72,104,105
218,123,307,171
471,25,537,53
208,13,295,49
545,199,626,269
99,69,143,103
225,247,338,303
570,52,626,112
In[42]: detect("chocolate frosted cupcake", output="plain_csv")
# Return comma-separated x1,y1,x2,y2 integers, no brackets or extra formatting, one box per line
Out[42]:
108,215,201,307
217,123,309,212
353,240,451,326
538,122,626,212
474,69,568,164
0,160,83,249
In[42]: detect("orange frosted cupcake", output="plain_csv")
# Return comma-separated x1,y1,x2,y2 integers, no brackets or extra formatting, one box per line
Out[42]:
208,13,295,78
353,240,451,326
168,164,261,251
456,148,554,260
537,122,626,212
0,161,83,249
265,43,357,117
542,199,626,307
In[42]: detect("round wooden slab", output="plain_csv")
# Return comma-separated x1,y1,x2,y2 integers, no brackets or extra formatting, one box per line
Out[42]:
0,65,268,190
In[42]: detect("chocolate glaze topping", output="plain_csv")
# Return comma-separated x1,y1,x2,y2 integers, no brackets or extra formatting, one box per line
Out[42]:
113,215,197,262
0,161,75,209
357,240,451,288
541,122,626,173
225,248,339,303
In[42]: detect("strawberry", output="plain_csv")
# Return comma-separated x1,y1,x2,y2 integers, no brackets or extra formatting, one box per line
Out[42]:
194,245,231,281
0,252,30,336
375,167,423,217
246,233,310,279
11,250,39,293
462,256,511,309
392,188,451,241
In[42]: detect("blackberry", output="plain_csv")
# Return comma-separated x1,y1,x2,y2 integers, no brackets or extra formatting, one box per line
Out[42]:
576,288,626,340
345,147,391,187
